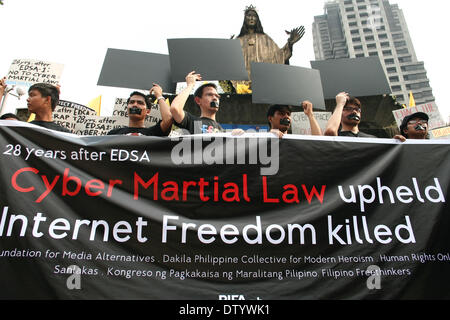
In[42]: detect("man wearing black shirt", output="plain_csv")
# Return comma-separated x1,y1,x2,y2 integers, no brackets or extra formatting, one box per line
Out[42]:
394,112,430,142
27,83,71,133
170,71,224,134
324,92,375,138
107,84,172,136
267,102,323,138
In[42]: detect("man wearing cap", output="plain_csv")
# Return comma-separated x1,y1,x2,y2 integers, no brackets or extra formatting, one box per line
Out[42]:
394,112,430,141
268,102,322,138
108,84,172,136
170,71,224,134
324,92,375,138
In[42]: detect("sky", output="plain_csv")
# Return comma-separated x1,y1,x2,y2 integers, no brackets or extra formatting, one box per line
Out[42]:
0,0,449,121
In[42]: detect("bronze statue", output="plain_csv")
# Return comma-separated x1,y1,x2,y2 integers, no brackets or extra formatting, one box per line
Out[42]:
234,5,305,80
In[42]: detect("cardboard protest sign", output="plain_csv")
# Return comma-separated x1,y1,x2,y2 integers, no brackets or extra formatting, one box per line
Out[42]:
71,115,128,136
167,39,248,82
392,102,446,131
97,49,175,93
251,62,326,110
291,112,332,135
6,59,64,87
52,100,97,132
112,97,162,127
431,126,450,140
51,99,127,135
311,57,391,99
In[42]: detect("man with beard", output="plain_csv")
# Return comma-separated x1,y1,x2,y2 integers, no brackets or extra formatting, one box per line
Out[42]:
324,92,375,138
394,112,430,141
268,101,322,138
107,84,172,136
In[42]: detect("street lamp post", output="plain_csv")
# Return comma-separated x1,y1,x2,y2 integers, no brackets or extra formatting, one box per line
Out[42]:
0,85,26,115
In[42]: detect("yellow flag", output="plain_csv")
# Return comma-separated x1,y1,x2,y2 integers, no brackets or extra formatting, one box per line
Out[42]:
236,83,252,94
152,98,171,106
402,104,407,109
409,91,416,108
88,95,102,116
27,113,35,122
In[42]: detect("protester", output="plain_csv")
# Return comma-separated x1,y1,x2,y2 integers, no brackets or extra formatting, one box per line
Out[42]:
267,101,322,138
0,113,20,121
324,92,375,138
394,112,430,141
170,71,224,134
27,83,71,133
107,84,172,136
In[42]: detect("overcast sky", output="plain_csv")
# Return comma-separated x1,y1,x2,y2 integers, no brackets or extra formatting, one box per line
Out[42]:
0,0,448,120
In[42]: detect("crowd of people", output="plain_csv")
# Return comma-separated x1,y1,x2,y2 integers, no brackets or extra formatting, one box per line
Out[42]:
0,72,431,141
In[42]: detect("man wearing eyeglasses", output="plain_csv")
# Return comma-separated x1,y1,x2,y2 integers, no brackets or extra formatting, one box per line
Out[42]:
324,92,375,138
107,84,173,136
394,112,429,141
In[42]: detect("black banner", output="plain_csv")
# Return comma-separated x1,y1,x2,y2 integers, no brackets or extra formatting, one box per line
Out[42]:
0,123,449,299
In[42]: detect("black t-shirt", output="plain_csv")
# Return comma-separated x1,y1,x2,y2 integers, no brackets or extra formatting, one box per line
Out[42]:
30,121,71,133
107,122,167,136
339,130,376,138
175,112,224,134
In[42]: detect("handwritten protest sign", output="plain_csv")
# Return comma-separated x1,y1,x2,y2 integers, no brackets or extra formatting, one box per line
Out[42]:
52,100,97,132
6,59,64,87
50,100,125,135
392,102,446,130
71,115,128,136
431,126,450,140
291,112,331,135
49,97,165,136
112,97,163,127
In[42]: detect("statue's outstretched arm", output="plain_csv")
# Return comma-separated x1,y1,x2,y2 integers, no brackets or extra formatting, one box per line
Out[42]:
282,26,305,63
286,26,305,47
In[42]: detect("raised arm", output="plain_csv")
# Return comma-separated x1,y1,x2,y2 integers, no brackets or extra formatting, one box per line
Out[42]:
170,71,202,124
324,92,348,136
150,83,173,134
302,101,322,136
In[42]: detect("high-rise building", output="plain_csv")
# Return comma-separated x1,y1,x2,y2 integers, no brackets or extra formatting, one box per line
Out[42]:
313,0,435,106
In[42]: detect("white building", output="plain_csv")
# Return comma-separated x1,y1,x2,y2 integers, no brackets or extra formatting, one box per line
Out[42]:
313,0,435,106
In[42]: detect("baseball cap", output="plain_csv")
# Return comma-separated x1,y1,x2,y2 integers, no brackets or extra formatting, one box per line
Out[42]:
400,112,429,135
